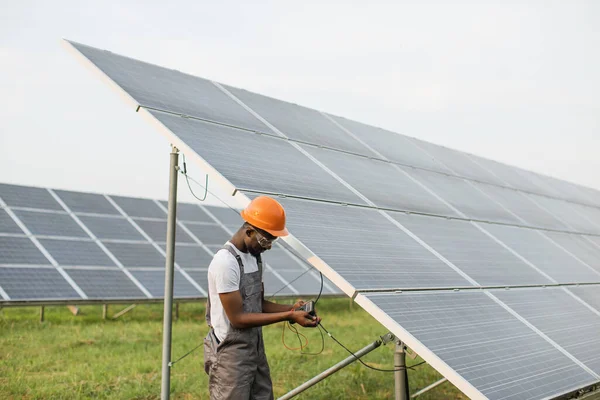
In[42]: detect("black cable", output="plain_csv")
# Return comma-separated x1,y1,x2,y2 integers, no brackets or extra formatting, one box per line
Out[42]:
180,153,208,201
318,323,425,373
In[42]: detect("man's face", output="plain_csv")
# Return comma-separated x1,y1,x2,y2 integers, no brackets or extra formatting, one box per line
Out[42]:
246,226,278,256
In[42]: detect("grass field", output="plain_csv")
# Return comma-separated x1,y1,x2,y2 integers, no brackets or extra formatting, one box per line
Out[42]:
0,298,466,399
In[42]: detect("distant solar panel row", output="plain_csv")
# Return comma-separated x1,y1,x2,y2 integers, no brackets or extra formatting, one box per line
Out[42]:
0,183,338,302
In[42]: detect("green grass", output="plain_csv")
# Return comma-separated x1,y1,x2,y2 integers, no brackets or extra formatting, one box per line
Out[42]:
0,299,466,399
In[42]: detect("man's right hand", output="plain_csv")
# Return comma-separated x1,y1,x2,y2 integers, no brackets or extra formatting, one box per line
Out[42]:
289,310,320,327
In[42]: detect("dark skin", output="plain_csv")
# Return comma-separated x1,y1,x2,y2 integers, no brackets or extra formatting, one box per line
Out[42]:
218,224,321,329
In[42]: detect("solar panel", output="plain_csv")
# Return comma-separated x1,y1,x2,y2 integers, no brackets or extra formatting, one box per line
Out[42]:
110,195,166,218
78,215,145,241
13,210,88,238
494,288,600,375
389,213,553,286
568,285,600,312
300,144,458,216
149,110,366,205
480,223,600,283
53,189,119,215
0,183,62,210
65,41,600,399
1,182,333,302
0,267,80,300
357,291,598,400
278,198,473,291
39,239,116,267
325,114,451,173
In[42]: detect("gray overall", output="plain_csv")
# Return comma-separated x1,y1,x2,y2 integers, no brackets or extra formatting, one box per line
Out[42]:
204,244,274,400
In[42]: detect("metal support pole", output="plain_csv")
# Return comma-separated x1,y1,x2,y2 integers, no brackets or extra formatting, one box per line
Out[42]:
40,306,44,323
102,304,108,320
278,333,396,400
175,302,179,321
395,343,409,400
161,146,179,400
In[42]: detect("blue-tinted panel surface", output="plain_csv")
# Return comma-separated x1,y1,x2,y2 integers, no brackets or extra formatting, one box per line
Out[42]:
494,288,600,375
327,114,450,172
150,111,365,205
160,201,214,223
133,219,194,243
223,85,374,155
182,223,230,245
103,242,165,267
279,198,472,289
130,270,201,297
0,209,22,234
39,239,115,267
365,291,596,400
184,270,209,293
481,223,600,283
110,195,166,218
473,182,569,230
276,270,332,296
263,270,293,296
543,233,600,276
78,215,144,240
0,267,80,299
390,213,552,286
263,247,308,271
68,41,268,133
13,210,87,238
411,140,505,186
568,285,600,312
407,169,521,224
203,206,243,227
54,189,118,215
0,183,61,210
67,269,146,299
161,244,214,268
301,145,457,216
0,237,50,265
528,194,600,234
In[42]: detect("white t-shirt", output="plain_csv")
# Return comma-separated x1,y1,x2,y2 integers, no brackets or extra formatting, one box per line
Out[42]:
207,241,262,342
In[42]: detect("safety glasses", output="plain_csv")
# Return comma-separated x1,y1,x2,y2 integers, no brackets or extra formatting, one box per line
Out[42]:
253,228,277,249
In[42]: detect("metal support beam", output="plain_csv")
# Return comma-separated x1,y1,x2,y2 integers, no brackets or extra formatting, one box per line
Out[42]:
112,304,137,320
411,378,447,398
395,342,409,400
40,306,45,323
161,146,179,400
278,333,396,400
102,304,108,320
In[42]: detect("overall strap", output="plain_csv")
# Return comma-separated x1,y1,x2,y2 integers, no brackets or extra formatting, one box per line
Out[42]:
206,245,245,327
224,244,245,297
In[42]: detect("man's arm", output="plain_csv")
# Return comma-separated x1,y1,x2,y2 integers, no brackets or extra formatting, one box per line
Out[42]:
219,290,318,329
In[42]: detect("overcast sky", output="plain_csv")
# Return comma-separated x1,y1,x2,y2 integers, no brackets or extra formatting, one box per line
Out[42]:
1,0,599,207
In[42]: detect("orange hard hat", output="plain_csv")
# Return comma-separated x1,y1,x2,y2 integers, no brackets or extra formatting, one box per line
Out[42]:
240,196,289,237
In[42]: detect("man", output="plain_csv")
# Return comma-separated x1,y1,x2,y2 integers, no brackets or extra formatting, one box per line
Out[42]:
204,196,320,400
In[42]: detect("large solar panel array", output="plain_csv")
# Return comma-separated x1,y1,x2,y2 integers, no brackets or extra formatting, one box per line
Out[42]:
0,182,338,303
66,41,600,399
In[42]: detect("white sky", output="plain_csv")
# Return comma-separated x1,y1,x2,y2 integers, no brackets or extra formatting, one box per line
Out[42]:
1,0,599,207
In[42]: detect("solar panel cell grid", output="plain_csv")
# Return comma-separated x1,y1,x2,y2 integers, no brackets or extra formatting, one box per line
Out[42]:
13,210,88,238
363,291,597,400
39,239,116,267
0,183,62,210
0,267,80,300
